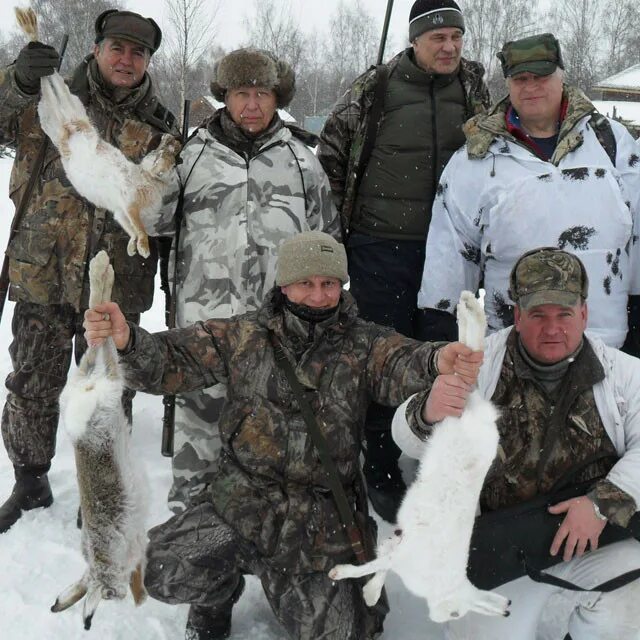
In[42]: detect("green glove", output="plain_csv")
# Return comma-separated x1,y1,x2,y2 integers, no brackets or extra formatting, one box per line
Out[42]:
14,41,60,93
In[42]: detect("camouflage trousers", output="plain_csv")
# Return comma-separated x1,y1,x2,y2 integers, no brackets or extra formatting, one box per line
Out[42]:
1,302,139,469
145,500,385,640
168,383,226,513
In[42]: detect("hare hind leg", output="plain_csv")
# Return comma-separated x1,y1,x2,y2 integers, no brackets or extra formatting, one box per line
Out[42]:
51,572,89,612
129,563,147,606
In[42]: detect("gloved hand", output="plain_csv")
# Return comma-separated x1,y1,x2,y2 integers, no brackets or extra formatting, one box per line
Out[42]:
14,41,60,93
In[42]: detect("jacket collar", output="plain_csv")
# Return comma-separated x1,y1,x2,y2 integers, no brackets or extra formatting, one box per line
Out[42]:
464,84,597,161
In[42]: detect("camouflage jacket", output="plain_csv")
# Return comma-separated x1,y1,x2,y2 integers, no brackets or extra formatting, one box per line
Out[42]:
0,56,179,312
121,289,439,572
143,109,340,327
398,328,640,529
317,50,490,235
418,84,640,347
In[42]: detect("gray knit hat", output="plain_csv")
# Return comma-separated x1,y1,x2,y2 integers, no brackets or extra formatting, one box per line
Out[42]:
276,232,348,286
210,48,296,108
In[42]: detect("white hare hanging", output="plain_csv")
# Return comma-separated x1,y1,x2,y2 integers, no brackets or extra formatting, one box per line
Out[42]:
329,292,511,623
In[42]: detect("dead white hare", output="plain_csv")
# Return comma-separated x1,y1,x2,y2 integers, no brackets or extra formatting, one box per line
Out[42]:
52,251,148,629
329,292,511,623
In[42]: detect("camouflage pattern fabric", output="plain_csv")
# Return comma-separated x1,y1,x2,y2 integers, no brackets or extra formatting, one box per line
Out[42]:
143,108,340,512
317,51,490,234
145,501,385,639
509,247,588,309
1,302,139,468
406,329,637,528
0,55,178,471
497,33,563,77
0,56,179,312
168,384,226,512
120,288,439,573
420,83,640,347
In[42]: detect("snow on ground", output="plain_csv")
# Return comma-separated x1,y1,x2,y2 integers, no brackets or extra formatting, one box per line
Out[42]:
0,156,445,639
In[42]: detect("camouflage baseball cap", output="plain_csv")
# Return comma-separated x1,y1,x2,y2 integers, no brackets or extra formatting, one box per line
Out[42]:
509,247,588,310
497,33,564,78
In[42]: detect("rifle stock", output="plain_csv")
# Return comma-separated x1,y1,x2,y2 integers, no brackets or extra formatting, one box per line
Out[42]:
161,98,190,458
0,34,69,324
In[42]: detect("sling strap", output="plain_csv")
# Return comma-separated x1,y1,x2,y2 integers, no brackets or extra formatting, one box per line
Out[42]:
527,452,640,593
269,332,368,564
353,64,390,200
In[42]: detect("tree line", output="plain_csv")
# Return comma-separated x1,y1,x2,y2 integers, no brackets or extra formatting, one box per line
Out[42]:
0,0,639,124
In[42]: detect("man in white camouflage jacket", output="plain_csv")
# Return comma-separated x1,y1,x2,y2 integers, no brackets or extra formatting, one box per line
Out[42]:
142,48,340,513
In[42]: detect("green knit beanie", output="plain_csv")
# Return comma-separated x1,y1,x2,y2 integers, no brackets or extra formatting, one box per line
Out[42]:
276,232,348,286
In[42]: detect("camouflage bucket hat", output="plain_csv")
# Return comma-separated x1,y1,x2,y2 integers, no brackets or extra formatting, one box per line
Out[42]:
509,247,588,310
497,33,563,78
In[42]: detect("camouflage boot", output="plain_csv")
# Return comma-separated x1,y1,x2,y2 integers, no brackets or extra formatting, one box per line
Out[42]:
185,576,245,640
0,466,53,533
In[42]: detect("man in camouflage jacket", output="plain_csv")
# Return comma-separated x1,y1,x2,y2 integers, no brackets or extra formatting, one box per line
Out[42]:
394,248,640,640
317,0,491,524
0,10,179,534
142,48,340,514
83,231,481,640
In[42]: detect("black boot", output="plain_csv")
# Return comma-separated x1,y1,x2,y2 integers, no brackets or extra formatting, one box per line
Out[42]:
364,430,406,524
185,576,245,640
0,466,53,533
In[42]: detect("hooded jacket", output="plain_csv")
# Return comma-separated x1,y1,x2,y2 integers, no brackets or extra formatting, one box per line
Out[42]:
120,289,439,572
143,109,340,328
417,85,640,348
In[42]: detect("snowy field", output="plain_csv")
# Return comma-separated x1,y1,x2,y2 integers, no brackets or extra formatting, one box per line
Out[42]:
0,155,446,639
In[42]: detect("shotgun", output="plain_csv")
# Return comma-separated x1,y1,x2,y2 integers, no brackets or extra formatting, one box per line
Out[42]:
161,98,191,458
376,0,394,65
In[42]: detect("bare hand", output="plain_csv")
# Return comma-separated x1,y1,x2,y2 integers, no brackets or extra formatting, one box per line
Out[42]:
83,302,130,350
548,496,607,561
422,374,473,424
436,342,484,386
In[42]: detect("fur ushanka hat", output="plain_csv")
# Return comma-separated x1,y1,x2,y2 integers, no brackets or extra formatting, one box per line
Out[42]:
210,48,296,108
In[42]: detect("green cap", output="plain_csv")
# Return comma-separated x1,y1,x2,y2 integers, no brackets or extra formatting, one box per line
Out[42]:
509,247,588,310
497,33,563,78
276,232,348,287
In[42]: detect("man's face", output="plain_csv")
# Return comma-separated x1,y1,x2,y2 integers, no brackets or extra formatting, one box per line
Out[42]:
93,38,150,89
514,302,587,364
412,27,463,74
225,87,278,135
280,276,342,309
508,70,564,126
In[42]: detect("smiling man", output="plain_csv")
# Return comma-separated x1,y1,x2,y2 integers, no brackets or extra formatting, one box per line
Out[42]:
418,33,640,361
318,0,490,523
0,9,179,534
395,247,640,640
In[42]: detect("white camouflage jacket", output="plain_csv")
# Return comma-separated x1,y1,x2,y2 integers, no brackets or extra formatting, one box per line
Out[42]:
143,112,340,327
418,87,640,348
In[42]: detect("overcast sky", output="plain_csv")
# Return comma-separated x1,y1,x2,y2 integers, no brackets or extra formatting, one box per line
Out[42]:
2,1,422,55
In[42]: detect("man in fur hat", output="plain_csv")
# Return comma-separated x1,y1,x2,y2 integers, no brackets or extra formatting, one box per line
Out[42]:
0,9,179,533
317,0,491,524
140,49,340,514
84,230,482,640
